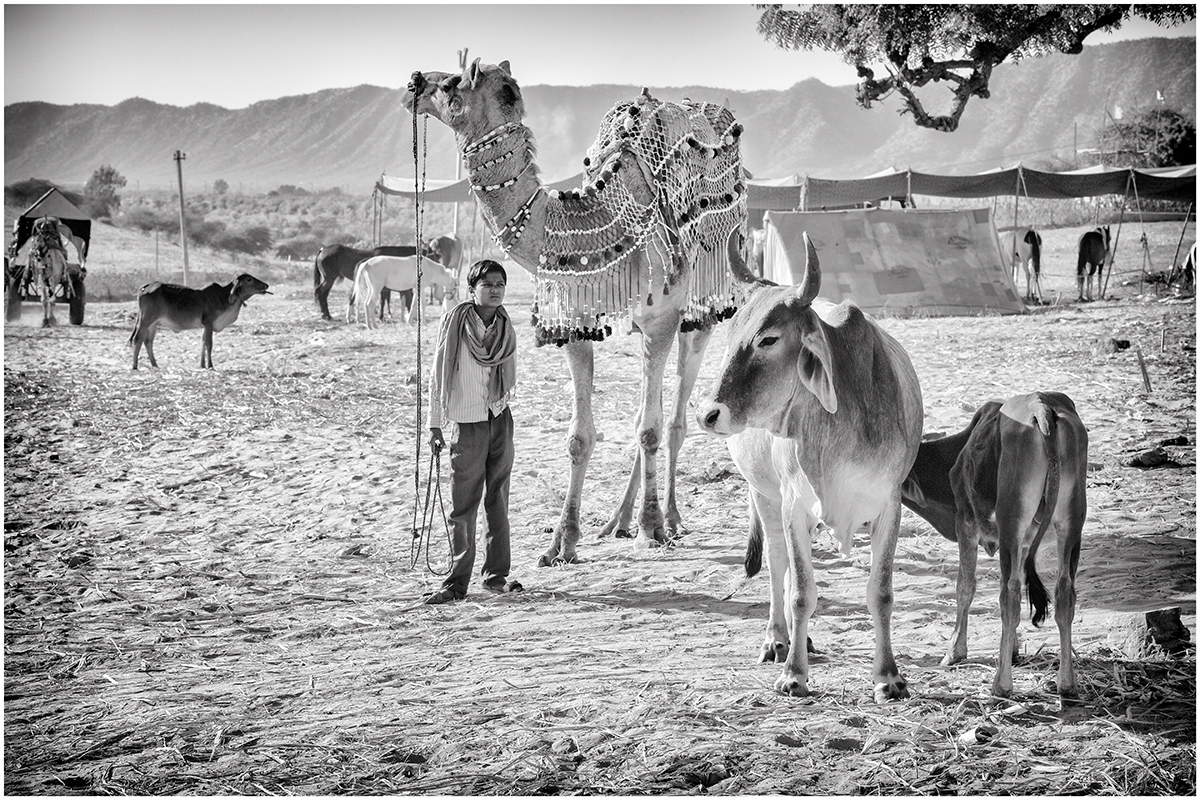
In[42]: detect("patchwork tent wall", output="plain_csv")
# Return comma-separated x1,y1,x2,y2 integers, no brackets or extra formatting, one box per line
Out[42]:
763,207,1025,317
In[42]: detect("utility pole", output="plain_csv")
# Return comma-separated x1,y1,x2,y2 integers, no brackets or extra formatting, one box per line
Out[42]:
174,150,190,286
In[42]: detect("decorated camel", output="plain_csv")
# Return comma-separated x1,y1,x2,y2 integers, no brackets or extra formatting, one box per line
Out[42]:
403,59,759,566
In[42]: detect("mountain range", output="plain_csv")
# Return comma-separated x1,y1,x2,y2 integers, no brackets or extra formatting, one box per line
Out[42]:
4,37,1194,193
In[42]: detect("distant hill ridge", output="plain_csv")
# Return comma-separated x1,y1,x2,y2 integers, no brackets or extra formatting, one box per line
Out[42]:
4,37,1193,192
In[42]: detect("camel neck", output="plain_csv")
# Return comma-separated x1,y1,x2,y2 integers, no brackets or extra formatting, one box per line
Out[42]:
461,124,546,272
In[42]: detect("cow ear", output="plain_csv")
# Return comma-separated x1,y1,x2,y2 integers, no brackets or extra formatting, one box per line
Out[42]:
797,321,837,414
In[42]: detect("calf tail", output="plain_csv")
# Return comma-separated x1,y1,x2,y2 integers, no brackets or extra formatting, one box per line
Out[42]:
1024,403,1060,628
745,487,763,578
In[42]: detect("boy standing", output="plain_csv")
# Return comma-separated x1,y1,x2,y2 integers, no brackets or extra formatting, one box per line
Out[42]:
425,259,523,604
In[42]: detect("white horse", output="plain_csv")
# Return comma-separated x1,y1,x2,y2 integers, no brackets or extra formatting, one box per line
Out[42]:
350,255,457,328
999,227,1043,303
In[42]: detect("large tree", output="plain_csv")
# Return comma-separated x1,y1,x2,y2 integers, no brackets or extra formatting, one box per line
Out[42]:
756,4,1195,132
1098,106,1196,168
84,164,128,218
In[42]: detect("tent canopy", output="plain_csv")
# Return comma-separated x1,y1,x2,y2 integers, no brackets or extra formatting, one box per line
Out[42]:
747,164,1195,210
378,164,1195,210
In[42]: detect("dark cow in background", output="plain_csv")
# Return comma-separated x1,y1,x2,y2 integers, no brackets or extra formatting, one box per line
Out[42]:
900,391,1087,703
1076,226,1111,302
697,234,924,702
313,244,416,320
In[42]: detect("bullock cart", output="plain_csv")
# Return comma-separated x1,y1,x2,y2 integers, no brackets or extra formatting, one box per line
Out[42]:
5,211,89,325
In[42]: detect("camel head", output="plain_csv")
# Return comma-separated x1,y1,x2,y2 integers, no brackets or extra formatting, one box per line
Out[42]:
403,58,525,140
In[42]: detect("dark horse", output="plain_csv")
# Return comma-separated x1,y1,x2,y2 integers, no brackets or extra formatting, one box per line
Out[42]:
313,244,417,320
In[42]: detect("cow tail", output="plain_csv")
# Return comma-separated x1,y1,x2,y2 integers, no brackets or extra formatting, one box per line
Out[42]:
744,487,764,578
1027,230,1042,276
1024,402,1060,628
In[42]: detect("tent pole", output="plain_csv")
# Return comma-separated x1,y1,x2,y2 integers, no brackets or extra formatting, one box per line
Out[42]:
1168,203,1193,283
1010,169,1021,279
1101,172,1131,299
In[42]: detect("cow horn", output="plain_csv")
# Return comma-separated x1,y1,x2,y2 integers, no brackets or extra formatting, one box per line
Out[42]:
727,229,774,287
795,232,821,305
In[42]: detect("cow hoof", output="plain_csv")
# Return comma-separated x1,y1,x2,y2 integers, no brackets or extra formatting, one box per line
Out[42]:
774,673,810,697
873,678,909,703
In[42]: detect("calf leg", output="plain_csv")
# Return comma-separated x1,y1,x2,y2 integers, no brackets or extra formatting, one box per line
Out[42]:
538,340,595,566
942,524,980,666
868,498,909,702
201,325,214,369
991,487,1040,698
1054,515,1082,700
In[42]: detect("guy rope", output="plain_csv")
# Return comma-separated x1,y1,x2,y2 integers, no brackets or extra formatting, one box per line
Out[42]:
408,111,452,575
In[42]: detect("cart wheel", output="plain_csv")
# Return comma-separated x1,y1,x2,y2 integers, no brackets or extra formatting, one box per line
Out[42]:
68,274,86,325
5,266,23,322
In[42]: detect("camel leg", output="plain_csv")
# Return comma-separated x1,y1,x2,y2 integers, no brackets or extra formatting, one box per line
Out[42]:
632,313,678,546
599,442,640,539
538,339,595,566
663,325,715,538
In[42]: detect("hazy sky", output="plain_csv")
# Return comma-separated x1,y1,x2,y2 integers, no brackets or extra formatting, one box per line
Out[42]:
5,3,1196,109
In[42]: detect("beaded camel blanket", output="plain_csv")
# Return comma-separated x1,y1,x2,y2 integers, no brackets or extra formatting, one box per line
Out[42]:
527,91,748,347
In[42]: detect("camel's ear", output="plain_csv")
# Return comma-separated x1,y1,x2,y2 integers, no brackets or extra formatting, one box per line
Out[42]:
498,60,512,76
467,57,483,88
796,313,837,414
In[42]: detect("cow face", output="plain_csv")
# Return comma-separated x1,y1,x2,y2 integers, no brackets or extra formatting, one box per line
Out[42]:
698,234,837,437
231,274,271,304
402,59,524,134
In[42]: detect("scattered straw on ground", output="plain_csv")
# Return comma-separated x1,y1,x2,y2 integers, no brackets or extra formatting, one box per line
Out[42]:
4,273,1195,796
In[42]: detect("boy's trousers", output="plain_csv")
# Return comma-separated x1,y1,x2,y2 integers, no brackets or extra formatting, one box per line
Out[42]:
441,407,514,595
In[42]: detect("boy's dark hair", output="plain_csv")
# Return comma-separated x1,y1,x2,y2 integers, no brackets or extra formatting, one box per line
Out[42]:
467,259,507,290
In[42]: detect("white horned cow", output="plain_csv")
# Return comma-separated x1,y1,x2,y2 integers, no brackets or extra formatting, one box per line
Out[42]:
349,255,457,328
900,391,1087,702
999,227,1043,303
130,273,271,369
697,234,924,702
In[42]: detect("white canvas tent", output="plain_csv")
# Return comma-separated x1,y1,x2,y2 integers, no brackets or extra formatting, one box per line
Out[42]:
762,207,1025,317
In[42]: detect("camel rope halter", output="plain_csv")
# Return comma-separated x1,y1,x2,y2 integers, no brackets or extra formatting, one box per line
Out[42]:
409,108,452,576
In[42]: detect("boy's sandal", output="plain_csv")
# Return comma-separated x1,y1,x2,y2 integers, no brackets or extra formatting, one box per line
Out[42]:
484,579,524,594
423,588,465,605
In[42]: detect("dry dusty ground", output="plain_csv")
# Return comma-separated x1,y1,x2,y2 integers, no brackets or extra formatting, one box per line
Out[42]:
3,251,1196,796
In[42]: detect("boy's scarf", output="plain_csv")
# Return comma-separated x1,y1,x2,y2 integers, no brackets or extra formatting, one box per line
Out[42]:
437,301,517,413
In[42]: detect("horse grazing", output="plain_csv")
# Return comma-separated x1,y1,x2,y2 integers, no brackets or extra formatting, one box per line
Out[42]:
313,244,417,320
29,217,72,327
1000,227,1043,303
1076,226,1111,302
350,255,457,328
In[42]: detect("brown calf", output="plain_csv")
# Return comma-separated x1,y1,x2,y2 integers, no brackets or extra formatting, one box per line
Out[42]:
900,391,1087,702
130,273,270,369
